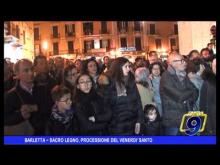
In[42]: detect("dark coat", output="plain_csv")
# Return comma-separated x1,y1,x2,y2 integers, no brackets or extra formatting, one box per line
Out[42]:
74,89,111,135
200,71,216,135
33,73,57,134
141,108,162,135
47,106,78,135
4,83,41,135
4,83,37,126
160,68,199,128
141,120,161,136
4,76,56,135
4,76,16,93
104,77,145,135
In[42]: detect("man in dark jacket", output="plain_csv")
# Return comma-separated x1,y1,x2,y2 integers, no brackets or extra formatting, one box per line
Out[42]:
200,59,216,135
160,54,198,135
4,59,38,135
33,55,57,135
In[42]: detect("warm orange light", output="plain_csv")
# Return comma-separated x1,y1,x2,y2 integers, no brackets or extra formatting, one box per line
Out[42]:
161,48,166,52
42,41,48,50
110,50,115,56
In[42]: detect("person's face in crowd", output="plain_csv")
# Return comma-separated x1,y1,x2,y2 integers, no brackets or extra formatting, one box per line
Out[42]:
152,64,161,77
149,54,158,64
55,58,64,69
146,109,157,122
190,52,200,60
122,61,131,76
171,55,187,71
77,75,92,93
208,44,213,50
66,68,77,86
136,59,144,67
75,60,82,72
69,61,74,66
35,58,48,73
87,61,98,76
201,50,210,59
18,60,34,84
212,59,216,75
56,93,72,112
104,56,110,65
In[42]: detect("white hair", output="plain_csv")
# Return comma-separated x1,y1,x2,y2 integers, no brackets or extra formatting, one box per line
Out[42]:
135,67,150,83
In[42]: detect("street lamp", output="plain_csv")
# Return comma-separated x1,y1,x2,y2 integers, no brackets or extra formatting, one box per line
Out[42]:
116,49,121,58
42,41,48,57
110,50,115,58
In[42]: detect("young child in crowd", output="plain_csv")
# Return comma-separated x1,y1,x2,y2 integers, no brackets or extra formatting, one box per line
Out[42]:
47,85,76,135
141,104,161,135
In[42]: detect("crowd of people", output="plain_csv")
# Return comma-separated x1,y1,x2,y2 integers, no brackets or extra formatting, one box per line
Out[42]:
4,44,216,136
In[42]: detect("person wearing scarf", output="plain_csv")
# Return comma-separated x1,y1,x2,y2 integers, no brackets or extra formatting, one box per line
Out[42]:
160,54,198,135
47,85,76,135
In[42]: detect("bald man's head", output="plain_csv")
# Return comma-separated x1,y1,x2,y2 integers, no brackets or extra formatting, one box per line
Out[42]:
168,54,187,71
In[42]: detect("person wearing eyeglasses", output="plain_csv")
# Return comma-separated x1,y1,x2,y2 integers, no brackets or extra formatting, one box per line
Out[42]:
73,73,111,135
47,85,76,135
160,54,198,135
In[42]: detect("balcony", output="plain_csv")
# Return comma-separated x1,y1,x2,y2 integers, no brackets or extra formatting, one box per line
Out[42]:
84,31,93,36
52,51,59,56
147,30,161,37
65,32,75,37
168,31,178,37
132,26,142,32
99,30,110,35
118,29,128,34
34,35,41,41
51,33,60,39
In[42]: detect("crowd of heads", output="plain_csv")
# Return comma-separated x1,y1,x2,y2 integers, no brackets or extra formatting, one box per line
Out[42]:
4,43,216,135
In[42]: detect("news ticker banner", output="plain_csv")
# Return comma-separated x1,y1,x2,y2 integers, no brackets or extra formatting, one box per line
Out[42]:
4,136,216,145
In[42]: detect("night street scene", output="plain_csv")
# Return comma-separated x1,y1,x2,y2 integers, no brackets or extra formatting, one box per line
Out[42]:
4,21,216,139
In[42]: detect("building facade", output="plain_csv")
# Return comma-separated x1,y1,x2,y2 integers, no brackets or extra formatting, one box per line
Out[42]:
178,21,216,55
34,21,179,60
4,21,34,63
